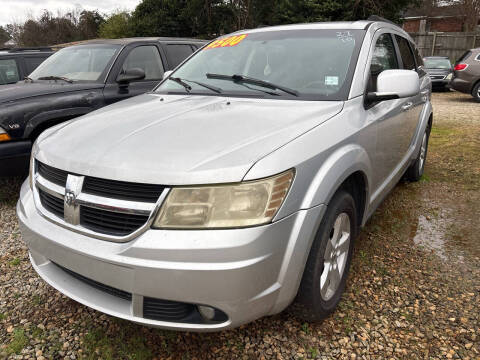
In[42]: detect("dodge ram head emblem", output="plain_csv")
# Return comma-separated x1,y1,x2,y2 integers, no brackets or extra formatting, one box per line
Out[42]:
65,191,76,206
64,174,84,225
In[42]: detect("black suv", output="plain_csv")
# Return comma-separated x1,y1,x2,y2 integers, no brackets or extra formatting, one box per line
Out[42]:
0,47,53,85
0,38,206,175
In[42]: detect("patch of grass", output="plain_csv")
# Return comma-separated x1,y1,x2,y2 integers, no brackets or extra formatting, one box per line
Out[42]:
309,347,318,358
428,124,480,190
83,328,115,360
236,341,245,351
83,327,152,360
31,326,45,339
0,312,5,321
301,322,310,334
376,264,389,276
32,295,44,306
6,328,28,355
9,258,21,266
420,174,430,182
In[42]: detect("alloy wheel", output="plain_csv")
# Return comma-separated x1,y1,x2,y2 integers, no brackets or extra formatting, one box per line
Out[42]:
419,132,427,172
320,212,351,301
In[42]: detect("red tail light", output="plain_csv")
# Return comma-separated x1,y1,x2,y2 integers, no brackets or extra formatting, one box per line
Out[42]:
454,63,468,71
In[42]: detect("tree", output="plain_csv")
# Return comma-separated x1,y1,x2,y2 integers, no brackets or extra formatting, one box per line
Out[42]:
0,26,10,46
457,0,480,32
5,23,22,46
18,10,79,46
79,10,105,39
129,0,192,37
99,11,132,38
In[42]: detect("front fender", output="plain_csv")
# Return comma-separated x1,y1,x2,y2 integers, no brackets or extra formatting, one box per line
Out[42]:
24,106,93,138
410,99,433,163
299,144,371,216
0,89,104,140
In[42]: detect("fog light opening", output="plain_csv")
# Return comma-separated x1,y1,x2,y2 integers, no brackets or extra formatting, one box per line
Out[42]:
198,305,216,321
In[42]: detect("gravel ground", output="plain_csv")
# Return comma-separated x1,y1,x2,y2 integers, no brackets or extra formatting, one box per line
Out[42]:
1,91,479,359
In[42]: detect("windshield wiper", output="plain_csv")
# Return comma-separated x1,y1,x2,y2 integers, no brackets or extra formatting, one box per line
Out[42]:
168,77,191,92
24,76,34,83
206,73,299,97
182,79,222,94
37,76,73,83
168,76,223,94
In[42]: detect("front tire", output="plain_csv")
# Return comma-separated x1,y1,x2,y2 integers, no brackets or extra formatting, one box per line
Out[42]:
291,190,356,322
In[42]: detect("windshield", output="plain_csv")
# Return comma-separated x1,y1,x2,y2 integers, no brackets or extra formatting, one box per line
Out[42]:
423,58,452,69
30,44,120,82
155,29,365,100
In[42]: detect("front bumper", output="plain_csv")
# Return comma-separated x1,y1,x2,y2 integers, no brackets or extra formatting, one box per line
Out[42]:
17,180,325,331
430,79,450,88
0,140,31,176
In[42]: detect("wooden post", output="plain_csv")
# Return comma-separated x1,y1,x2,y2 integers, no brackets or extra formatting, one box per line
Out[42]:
431,32,437,56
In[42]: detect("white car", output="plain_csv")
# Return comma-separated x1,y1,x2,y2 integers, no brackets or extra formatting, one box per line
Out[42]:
17,18,432,331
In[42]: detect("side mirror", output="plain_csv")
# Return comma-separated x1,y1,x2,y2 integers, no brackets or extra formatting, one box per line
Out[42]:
163,70,173,80
366,69,420,102
116,68,145,86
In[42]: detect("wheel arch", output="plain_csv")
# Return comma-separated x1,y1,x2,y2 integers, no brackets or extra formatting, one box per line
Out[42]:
24,108,91,141
298,144,372,227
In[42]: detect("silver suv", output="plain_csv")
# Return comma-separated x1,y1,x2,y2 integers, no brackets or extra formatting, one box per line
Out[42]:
17,20,432,331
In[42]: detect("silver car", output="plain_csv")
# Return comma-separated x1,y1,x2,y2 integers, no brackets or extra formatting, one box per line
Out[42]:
17,20,432,331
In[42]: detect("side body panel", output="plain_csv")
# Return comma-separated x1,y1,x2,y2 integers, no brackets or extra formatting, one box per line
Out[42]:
245,24,433,312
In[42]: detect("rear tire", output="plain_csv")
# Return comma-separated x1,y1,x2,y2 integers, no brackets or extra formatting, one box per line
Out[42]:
472,82,480,103
406,125,430,182
291,190,356,322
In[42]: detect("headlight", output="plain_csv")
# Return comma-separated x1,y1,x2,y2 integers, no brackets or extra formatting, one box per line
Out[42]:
446,73,453,80
29,153,35,189
153,169,294,229
0,127,11,142
29,141,38,190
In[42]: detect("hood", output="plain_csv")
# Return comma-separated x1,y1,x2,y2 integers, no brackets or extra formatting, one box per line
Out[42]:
36,94,343,185
0,81,102,104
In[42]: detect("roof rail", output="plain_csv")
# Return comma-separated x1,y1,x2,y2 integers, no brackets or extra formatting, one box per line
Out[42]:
8,47,53,53
367,15,399,26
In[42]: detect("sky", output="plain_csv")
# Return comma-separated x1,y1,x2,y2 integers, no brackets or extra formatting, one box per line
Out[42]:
0,0,142,26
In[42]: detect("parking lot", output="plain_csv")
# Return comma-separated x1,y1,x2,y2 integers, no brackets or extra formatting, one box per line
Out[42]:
0,91,479,359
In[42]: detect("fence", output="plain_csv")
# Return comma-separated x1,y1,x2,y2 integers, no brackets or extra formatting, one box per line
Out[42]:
409,32,479,61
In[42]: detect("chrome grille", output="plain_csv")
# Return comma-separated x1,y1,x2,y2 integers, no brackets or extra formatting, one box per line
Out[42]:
83,176,164,202
80,206,150,236
33,160,168,242
37,161,68,186
38,189,64,218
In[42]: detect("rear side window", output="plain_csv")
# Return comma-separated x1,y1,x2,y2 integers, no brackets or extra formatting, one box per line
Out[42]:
368,33,399,92
0,59,20,85
456,51,471,64
395,36,416,70
166,44,194,69
24,56,48,74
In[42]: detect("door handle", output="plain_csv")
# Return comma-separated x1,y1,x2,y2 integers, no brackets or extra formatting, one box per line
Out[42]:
402,102,413,111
